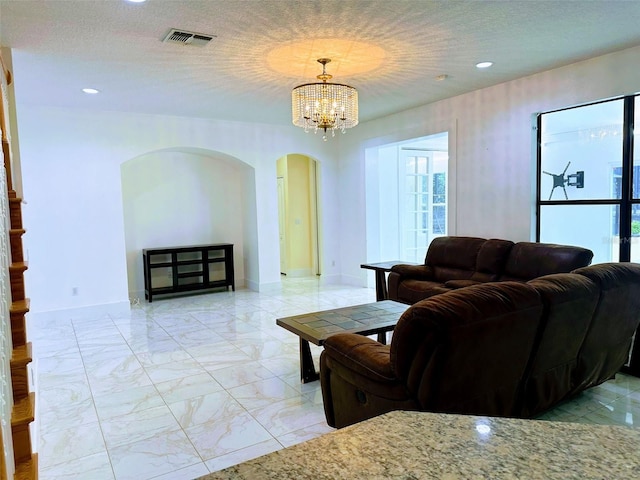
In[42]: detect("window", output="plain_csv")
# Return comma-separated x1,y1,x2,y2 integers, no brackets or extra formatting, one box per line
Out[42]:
611,166,640,237
432,173,446,234
537,95,639,264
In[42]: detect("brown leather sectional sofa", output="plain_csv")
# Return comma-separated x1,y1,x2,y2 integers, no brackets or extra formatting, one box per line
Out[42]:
320,262,640,429
388,236,594,304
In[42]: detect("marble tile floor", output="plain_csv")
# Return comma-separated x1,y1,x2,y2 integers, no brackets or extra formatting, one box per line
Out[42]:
29,277,640,480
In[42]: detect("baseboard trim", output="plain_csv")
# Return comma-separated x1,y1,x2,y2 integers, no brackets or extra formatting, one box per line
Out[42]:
283,268,313,278
28,300,132,322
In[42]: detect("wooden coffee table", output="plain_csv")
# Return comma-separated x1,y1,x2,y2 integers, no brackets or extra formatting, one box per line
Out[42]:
276,300,410,383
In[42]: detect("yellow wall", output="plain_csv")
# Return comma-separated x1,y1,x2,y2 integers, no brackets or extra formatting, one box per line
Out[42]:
276,154,314,276
287,154,312,272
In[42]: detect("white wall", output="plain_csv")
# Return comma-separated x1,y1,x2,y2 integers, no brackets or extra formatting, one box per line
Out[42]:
376,145,401,261
339,44,640,286
14,44,640,309
15,106,340,313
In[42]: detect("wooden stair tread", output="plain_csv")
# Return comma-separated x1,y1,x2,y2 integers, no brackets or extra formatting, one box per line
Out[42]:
14,453,37,480
5,62,36,480
10,298,30,313
11,342,32,367
8,191,23,201
11,393,35,428
9,261,28,271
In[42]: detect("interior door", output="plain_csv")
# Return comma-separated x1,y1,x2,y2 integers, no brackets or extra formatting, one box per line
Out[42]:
399,150,433,263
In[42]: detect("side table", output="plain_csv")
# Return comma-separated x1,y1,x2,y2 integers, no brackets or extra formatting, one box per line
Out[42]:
361,261,419,300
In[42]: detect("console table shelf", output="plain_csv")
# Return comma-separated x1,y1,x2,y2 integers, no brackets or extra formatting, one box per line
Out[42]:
143,243,234,302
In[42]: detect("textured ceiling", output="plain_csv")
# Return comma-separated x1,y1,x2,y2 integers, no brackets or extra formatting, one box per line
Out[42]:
1,0,640,126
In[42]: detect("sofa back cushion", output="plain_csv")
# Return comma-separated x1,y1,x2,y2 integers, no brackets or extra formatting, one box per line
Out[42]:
500,242,593,282
425,236,487,282
470,238,515,282
571,262,640,393
522,273,600,416
390,282,542,417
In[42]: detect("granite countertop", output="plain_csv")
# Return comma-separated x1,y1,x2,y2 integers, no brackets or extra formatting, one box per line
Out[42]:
199,410,640,479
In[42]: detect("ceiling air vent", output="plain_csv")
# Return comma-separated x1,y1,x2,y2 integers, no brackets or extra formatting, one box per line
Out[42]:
163,29,216,47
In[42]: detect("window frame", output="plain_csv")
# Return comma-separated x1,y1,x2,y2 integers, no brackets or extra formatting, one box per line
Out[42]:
535,94,637,262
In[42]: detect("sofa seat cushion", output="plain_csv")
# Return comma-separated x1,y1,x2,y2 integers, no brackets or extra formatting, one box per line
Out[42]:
397,280,452,304
444,279,483,289
431,266,475,282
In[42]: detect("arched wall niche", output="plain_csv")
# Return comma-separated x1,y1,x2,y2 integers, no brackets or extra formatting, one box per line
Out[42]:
120,147,257,299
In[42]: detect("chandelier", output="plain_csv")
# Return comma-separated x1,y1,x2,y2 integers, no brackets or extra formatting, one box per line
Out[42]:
292,58,358,141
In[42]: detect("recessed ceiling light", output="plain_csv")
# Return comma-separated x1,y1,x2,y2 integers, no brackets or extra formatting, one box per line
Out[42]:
435,74,449,81
476,61,493,69
82,88,100,94
126,0,147,3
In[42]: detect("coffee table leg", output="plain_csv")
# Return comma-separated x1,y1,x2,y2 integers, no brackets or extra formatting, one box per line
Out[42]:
377,331,387,345
300,338,320,383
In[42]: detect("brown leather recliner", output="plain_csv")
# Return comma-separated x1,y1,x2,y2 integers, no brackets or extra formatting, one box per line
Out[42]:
320,262,640,428
519,263,640,416
320,281,544,428
388,236,594,304
388,236,505,304
569,263,640,394
519,273,600,417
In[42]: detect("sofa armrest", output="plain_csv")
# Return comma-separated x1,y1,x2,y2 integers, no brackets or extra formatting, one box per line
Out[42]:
390,264,434,280
321,333,413,428
322,333,395,382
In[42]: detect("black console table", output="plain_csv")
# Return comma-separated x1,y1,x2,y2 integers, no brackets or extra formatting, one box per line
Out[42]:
143,243,234,302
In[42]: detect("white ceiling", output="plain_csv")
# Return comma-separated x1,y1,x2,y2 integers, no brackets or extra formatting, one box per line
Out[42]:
1,0,640,127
